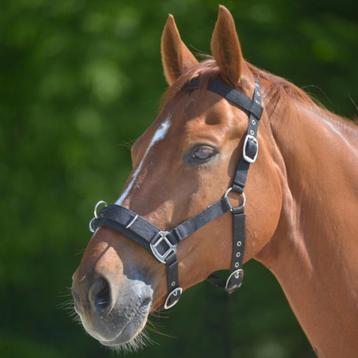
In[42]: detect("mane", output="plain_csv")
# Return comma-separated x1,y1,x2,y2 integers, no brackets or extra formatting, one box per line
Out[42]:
161,59,357,132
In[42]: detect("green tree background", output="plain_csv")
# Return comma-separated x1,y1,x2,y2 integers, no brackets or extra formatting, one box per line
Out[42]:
0,0,356,357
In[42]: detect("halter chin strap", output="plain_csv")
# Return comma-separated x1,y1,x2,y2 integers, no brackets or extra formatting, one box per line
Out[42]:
89,76,263,309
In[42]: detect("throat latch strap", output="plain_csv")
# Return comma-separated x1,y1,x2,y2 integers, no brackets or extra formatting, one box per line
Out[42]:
89,76,263,309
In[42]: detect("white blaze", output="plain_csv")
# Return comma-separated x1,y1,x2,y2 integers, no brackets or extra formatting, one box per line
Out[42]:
115,117,171,205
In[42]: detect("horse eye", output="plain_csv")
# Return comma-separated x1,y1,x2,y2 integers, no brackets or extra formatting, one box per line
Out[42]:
188,145,217,164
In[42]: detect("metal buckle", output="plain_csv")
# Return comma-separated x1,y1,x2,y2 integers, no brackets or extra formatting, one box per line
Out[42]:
150,231,176,264
243,134,258,163
225,268,244,292
164,287,183,310
224,187,246,212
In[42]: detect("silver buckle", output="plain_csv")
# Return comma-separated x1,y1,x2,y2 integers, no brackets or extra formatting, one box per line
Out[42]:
225,268,244,292
164,287,183,310
243,134,258,163
150,231,176,264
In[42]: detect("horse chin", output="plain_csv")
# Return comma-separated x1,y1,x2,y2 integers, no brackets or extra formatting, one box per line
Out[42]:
76,294,152,353
99,313,150,352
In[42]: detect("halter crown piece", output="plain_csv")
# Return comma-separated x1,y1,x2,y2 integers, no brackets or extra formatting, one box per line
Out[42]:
89,76,263,309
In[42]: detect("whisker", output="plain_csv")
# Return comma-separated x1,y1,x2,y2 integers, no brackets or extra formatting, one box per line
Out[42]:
145,316,174,340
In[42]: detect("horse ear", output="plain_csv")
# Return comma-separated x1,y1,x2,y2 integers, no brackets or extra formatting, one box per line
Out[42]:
211,5,244,86
161,14,198,85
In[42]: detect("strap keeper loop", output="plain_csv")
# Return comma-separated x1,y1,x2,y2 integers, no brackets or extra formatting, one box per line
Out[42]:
232,183,244,194
250,102,263,120
172,227,184,242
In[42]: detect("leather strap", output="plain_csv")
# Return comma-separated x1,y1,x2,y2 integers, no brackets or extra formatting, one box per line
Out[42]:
232,80,262,193
184,77,262,120
208,78,263,120
169,197,231,242
92,205,162,249
207,206,245,291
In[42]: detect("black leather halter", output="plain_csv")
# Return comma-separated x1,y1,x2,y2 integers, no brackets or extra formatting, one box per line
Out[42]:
89,76,263,309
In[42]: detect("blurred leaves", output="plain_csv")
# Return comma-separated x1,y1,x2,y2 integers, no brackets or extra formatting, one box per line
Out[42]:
0,0,356,357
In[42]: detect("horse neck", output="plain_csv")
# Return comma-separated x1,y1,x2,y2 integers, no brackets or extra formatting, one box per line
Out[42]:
257,95,358,357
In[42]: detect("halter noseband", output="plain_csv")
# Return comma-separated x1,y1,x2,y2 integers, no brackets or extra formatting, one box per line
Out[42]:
89,76,263,309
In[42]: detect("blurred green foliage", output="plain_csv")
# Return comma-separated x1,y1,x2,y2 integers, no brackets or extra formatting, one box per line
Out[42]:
0,0,356,357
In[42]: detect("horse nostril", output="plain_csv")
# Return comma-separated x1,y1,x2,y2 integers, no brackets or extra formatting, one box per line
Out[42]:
89,276,111,313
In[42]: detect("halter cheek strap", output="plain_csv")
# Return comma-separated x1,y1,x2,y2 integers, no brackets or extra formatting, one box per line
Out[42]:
89,77,263,309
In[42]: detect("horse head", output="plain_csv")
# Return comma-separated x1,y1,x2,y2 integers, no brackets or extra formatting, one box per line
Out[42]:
72,6,282,350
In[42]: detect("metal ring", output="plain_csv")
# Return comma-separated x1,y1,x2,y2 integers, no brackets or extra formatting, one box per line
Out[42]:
224,187,246,212
88,218,96,233
94,200,108,219
164,287,183,310
225,269,244,292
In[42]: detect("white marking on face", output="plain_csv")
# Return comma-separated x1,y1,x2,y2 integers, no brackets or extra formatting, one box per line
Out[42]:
115,117,171,205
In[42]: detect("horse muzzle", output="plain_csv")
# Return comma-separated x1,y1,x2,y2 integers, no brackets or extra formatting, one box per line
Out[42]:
72,272,153,348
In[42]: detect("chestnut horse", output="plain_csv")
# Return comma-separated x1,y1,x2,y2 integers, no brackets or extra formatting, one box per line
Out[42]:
72,5,358,356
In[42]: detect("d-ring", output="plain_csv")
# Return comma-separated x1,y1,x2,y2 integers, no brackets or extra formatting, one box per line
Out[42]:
94,200,107,218
89,217,96,233
164,287,183,310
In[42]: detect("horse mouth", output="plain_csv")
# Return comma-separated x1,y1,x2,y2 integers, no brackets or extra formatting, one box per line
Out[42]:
75,293,152,352
99,306,150,351
88,295,152,351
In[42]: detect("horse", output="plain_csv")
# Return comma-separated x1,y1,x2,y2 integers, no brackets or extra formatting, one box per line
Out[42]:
71,5,358,356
